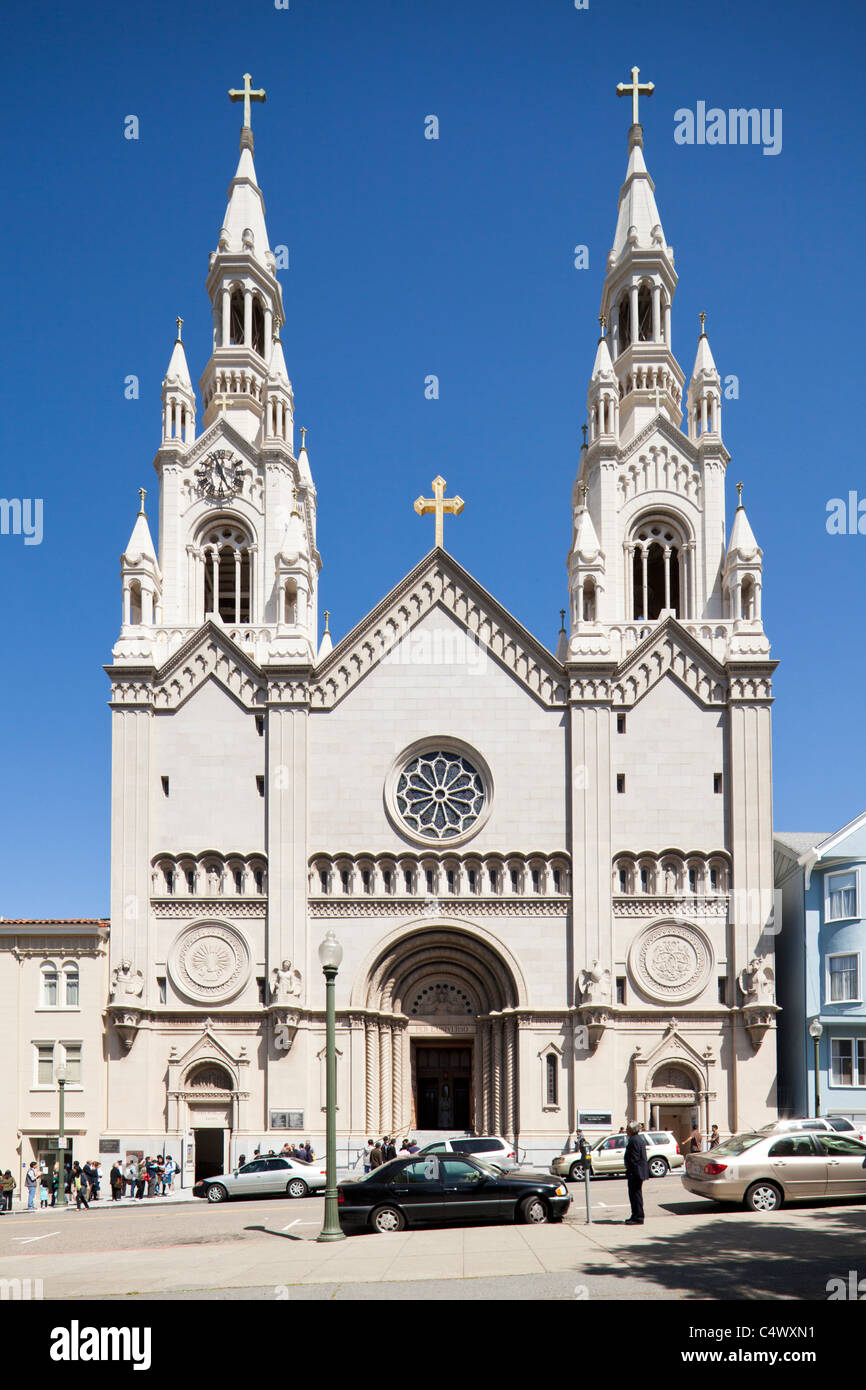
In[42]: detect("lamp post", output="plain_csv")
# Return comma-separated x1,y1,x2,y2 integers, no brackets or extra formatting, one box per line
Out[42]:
808,1018,823,1117
317,931,346,1242
55,1064,69,1208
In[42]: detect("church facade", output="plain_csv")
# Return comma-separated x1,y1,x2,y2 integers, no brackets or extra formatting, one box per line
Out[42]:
14,73,782,1183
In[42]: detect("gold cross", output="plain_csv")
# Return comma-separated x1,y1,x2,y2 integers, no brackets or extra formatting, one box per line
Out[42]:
300,426,307,447
616,65,654,126
138,488,147,515
736,481,743,505
229,72,266,130
699,310,707,334
414,475,464,550
599,310,607,333
176,316,183,342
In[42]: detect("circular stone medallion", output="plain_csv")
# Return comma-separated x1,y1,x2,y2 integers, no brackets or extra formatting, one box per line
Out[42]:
168,922,251,1004
628,922,713,1004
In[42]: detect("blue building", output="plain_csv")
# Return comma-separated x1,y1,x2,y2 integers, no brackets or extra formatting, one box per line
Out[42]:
775,816,866,1123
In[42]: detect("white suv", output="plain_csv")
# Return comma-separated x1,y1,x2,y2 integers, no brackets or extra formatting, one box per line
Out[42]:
550,1131,684,1181
417,1136,519,1170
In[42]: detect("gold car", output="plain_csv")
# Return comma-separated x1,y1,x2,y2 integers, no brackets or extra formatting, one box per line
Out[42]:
682,1130,866,1211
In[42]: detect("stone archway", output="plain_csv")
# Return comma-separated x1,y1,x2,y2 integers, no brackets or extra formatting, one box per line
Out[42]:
359,925,521,1140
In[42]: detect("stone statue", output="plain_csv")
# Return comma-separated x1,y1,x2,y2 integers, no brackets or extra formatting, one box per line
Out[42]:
111,958,144,1001
578,960,611,1005
271,959,302,1004
739,954,775,1006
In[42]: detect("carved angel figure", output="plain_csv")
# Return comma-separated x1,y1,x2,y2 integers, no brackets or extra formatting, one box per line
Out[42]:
111,958,144,1000
271,959,302,1004
738,954,775,1006
578,960,611,1005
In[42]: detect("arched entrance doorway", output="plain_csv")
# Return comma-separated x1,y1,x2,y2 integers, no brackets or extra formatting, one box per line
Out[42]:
646,1063,701,1146
186,1063,234,1181
359,925,521,1139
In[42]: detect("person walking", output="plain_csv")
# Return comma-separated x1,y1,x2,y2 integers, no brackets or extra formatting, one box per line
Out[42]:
124,1159,136,1198
110,1163,124,1200
708,1125,721,1150
361,1140,374,1173
370,1141,384,1169
72,1164,89,1210
686,1126,703,1154
624,1120,649,1226
162,1155,175,1194
135,1158,147,1200
24,1162,39,1210
39,1166,50,1208
90,1162,102,1201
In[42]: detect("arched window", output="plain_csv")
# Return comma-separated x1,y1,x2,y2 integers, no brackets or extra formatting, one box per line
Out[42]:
545,1053,558,1106
229,289,244,345
129,581,142,625
631,519,686,620
41,964,58,1007
62,963,79,1007
637,284,653,341
617,295,631,353
202,523,252,624
251,298,265,355
582,577,596,623
741,575,756,620
284,579,298,624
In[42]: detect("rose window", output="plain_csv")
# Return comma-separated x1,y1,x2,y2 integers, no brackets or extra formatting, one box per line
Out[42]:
395,751,485,840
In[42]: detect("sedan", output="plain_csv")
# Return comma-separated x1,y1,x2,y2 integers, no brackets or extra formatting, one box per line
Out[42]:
682,1131,866,1211
337,1153,571,1234
193,1155,327,1203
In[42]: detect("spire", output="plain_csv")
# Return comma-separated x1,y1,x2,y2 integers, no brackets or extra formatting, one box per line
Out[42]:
726,486,761,562
120,492,162,629
555,609,568,663
263,318,295,448
297,424,314,488
317,610,333,661
220,143,272,264
687,312,723,443
123,496,158,566
161,321,196,447
610,139,670,265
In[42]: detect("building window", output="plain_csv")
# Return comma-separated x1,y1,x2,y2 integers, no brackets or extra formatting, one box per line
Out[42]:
714,773,723,794
617,713,626,734
404,868,413,894
257,977,267,1004
688,866,698,894
718,975,728,1005
446,869,456,894
545,1053,558,1106
255,715,265,736
618,867,629,894
531,868,540,894
157,977,167,1004
63,965,79,1008
341,870,350,895
616,774,625,793
425,869,435,895
615,976,626,1004
467,867,477,894
256,776,265,797
41,966,58,1008
831,1038,866,1087
165,867,175,894
186,869,195,894
63,1042,82,1084
362,869,372,895
202,523,252,624
553,868,562,895
394,749,486,842
36,1044,54,1085
826,871,858,922
383,869,393,895
710,867,719,892
234,869,243,895
489,867,499,893
828,953,860,1003
319,868,329,894
254,868,264,894
161,776,170,797
510,867,520,893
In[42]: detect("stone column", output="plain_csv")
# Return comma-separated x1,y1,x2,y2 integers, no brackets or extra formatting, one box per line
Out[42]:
502,1016,513,1142
481,1021,491,1133
392,1027,404,1134
508,1015,519,1142
492,1018,503,1135
379,1022,392,1135
365,1021,378,1134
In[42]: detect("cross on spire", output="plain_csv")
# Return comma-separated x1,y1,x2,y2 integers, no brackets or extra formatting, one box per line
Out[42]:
736,481,744,506
138,488,147,515
229,72,266,132
175,316,183,343
699,310,707,335
616,65,654,127
414,475,464,550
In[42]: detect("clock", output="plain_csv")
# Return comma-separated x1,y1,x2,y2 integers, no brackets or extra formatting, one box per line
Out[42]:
195,449,244,501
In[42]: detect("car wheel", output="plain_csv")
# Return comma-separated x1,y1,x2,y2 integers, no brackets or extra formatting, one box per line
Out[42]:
519,1194,549,1225
370,1204,406,1234
744,1181,782,1213
287,1178,308,1199
648,1157,669,1178
206,1184,227,1204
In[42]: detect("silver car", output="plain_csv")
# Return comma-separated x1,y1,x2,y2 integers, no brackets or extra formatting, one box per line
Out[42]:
551,1131,684,1182
194,1154,328,1203
682,1130,866,1212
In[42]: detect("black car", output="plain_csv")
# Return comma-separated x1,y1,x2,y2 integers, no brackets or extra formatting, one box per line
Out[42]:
337,1153,572,1234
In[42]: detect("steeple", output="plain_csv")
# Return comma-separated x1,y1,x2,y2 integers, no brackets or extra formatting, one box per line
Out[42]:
587,316,619,444
687,313,723,444
722,483,767,649
161,319,196,447
263,319,294,449
200,72,285,445
120,490,162,628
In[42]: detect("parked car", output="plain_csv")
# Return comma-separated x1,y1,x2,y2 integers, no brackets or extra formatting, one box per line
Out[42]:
759,1116,866,1143
550,1130,684,1182
193,1155,327,1203
682,1130,866,1211
337,1152,570,1233
416,1135,519,1170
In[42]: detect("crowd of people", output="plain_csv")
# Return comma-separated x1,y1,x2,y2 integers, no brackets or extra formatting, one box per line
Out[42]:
2,1154,179,1213
360,1136,420,1171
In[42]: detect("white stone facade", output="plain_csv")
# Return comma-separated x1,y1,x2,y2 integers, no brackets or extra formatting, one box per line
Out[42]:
3,88,781,1185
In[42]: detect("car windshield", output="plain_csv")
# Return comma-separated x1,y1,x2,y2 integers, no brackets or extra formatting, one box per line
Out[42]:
712,1133,764,1155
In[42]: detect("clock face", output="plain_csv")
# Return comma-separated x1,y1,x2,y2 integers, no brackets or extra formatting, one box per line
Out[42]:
195,449,244,501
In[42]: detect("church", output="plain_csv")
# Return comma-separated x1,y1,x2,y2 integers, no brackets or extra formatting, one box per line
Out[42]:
8,70,782,1185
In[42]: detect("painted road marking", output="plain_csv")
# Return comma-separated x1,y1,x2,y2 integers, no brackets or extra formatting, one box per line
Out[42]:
13,1231,60,1244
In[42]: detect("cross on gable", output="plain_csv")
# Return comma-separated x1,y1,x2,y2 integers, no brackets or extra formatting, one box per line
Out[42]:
413,475,464,550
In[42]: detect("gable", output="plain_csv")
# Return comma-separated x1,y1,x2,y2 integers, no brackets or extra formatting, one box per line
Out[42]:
612,620,727,710
310,551,567,711
153,622,265,711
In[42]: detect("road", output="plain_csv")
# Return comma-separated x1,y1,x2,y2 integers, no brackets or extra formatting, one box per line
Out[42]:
1,1175,864,1301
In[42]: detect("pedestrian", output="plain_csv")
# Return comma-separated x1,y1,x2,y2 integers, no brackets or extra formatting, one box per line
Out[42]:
146,1157,158,1198
124,1159,136,1198
39,1166,50,1208
24,1161,39,1210
624,1120,649,1226
90,1162,102,1200
72,1163,89,1210
686,1125,703,1154
155,1156,165,1195
708,1125,721,1150
82,1160,94,1201
50,1163,59,1207
305,1141,314,1162
163,1155,175,1193
361,1140,374,1173
238,1154,247,1168
110,1163,124,1200
136,1158,146,1200
407,1138,419,1155
0,1171,15,1212
370,1141,383,1169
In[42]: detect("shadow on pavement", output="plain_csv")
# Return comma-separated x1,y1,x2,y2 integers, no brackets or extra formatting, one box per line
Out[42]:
244,1224,304,1242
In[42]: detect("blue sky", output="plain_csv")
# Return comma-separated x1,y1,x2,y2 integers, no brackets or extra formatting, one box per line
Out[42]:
1,0,863,916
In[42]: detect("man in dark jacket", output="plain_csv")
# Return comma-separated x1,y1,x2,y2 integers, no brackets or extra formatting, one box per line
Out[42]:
624,1121,649,1225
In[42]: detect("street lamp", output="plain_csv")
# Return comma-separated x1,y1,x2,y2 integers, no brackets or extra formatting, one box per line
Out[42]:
316,931,346,1242
809,1018,823,1117
55,1064,69,1208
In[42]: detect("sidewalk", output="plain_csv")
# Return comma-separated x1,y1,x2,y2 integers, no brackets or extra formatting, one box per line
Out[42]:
4,1189,199,1215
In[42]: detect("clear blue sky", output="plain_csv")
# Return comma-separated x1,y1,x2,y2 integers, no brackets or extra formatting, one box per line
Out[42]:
1,0,863,917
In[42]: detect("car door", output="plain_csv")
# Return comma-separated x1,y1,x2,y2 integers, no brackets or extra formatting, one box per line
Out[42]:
386,1158,444,1225
259,1158,292,1194
817,1135,866,1196
439,1157,505,1222
766,1136,828,1199
593,1136,626,1174
231,1158,268,1194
